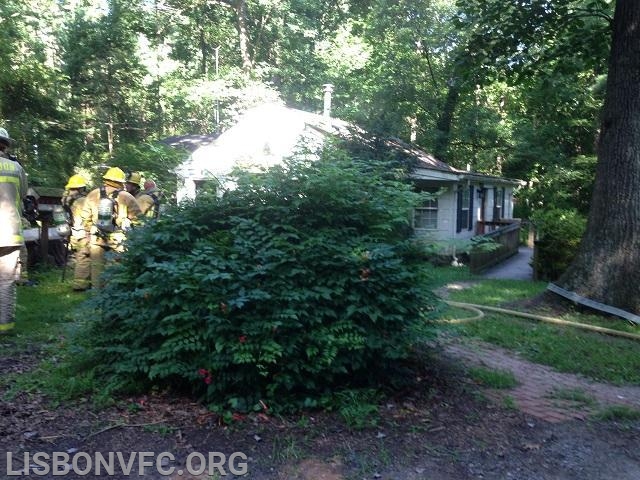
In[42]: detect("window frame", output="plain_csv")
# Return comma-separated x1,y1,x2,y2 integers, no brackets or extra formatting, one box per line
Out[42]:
414,197,438,230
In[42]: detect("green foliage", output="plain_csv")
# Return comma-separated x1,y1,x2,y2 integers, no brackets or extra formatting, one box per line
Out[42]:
593,405,640,422
468,366,519,389
159,72,282,134
73,151,440,413
334,389,381,430
106,141,186,201
531,208,586,281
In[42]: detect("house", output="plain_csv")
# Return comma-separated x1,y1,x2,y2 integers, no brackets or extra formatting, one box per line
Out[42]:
175,101,522,252
395,139,521,242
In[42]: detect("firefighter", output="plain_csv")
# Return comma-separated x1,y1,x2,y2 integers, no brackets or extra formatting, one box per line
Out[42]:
0,127,28,334
80,167,141,289
125,171,161,219
62,174,91,291
140,179,163,219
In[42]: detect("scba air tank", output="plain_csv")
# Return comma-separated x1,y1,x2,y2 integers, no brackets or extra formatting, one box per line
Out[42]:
96,195,116,232
52,205,70,236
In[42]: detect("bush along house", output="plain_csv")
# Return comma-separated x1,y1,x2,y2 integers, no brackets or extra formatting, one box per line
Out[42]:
175,98,523,271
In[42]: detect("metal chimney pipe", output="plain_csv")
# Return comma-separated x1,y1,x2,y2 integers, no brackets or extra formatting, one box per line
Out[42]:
322,84,334,118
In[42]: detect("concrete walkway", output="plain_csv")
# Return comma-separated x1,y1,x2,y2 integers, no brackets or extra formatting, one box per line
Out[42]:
481,246,534,280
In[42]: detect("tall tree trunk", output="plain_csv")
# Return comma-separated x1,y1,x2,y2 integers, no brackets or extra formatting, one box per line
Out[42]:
236,0,252,74
199,24,208,76
556,0,640,315
433,80,460,161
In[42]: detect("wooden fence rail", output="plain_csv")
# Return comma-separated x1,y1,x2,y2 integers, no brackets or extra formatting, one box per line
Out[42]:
469,220,521,274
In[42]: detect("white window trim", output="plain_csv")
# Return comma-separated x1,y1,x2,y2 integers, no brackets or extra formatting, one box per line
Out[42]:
414,198,438,230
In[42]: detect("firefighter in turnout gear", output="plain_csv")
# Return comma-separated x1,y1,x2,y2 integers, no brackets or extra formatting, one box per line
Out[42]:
0,127,28,334
125,171,161,219
140,179,163,219
62,174,91,291
80,167,141,289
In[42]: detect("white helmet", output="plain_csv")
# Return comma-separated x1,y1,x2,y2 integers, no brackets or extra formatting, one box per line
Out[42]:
0,127,13,146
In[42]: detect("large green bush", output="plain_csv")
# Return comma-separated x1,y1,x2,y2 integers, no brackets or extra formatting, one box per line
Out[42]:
76,150,439,413
531,208,586,281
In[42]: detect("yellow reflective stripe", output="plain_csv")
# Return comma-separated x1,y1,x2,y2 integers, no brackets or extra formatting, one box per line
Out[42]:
0,322,15,332
0,175,24,212
0,160,18,171
0,175,20,182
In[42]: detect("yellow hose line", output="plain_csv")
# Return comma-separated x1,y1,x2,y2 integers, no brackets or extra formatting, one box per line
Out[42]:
442,303,485,324
445,300,640,342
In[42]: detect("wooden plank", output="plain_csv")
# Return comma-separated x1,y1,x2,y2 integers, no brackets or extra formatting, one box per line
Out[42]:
547,283,640,325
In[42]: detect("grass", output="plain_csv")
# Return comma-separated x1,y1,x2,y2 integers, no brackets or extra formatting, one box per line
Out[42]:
270,434,305,463
433,270,640,385
428,264,482,288
502,395,517,410
2,266,92,400
442,277,547,306
467,366,519,389
547,388,596,408
592,405,640,422
454,313,640,385
14,267,88,341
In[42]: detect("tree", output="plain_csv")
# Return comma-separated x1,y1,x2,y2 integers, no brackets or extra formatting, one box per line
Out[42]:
556,0,640,315
447,0,611,189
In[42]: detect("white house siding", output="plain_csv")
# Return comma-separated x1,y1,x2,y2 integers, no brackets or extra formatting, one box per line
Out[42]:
413,185,456,243
430,182,518,243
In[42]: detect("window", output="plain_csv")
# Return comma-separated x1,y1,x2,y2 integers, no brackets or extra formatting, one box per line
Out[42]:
493,187,505,220
414,198,438,229
456,185,474,232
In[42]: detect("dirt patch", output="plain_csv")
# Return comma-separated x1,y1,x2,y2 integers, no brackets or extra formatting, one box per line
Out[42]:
1,339,639,480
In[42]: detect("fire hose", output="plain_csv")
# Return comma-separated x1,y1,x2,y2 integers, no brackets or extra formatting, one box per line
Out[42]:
443,300,640,343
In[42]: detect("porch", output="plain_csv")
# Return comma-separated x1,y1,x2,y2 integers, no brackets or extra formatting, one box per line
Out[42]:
469,220,523,274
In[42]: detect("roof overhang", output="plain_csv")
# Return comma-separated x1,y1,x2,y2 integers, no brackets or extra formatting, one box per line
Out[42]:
410,168,460,182
410,167,523,186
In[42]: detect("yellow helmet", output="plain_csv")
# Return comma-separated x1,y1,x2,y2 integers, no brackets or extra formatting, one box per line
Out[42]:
126,171,143,187
103,166,126,183
65,174,88,189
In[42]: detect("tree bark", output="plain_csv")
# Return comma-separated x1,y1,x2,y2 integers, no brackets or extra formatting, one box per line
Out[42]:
212,0,253,74
433,80,460,162
235,0,253,74
199,24,208,76
556,0,640,315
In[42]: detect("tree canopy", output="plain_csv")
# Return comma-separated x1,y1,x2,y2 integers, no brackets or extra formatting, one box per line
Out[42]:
0,0,612,200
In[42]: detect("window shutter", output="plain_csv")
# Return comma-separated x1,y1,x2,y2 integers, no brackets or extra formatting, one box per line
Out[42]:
493,186,499,221
501,187,506,218
456,186,463,233
468,185,474,230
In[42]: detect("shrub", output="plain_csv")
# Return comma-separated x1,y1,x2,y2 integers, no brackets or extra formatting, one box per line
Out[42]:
74,150,440,413
531,208,586,281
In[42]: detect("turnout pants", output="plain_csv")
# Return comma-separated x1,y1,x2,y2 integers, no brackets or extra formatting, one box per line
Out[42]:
72,239,91,290
0,246,21,333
